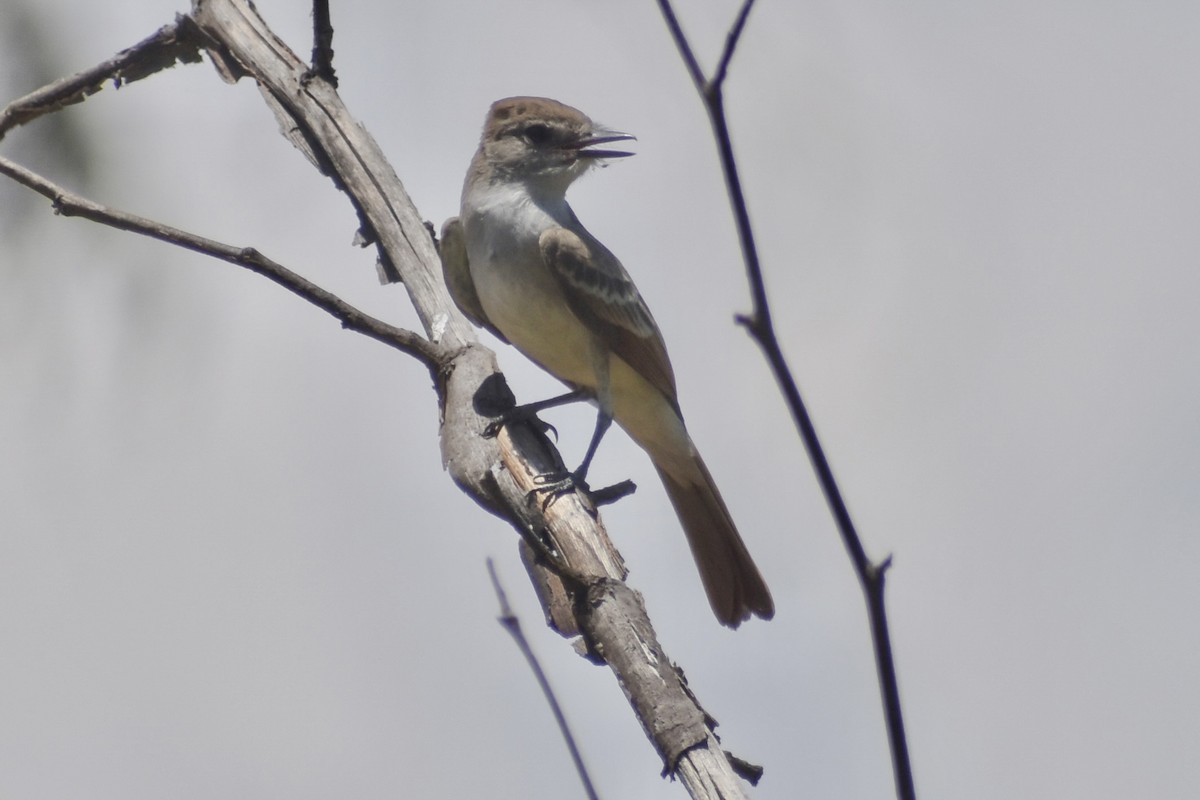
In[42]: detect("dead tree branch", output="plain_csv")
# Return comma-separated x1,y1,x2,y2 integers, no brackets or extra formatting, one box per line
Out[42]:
0,155,439,369
0,1,767,796
0,18,204,140
655,1,917,798
306,0,337,85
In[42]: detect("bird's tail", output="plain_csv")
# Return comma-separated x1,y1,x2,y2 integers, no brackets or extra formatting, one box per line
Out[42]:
654,454,774,628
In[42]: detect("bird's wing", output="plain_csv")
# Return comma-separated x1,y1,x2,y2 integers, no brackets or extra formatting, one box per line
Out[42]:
540,224,679,407
439,217,509,343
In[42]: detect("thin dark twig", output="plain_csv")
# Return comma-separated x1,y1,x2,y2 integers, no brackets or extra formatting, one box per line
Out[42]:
709,97,770,332
711,0,756,95
654,0,705,89
306,0,337,86
0,156,440,369
486,559,599,800
654,3,916,799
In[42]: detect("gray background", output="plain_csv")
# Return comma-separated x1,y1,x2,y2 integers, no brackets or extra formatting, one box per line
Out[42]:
3,1,1197,797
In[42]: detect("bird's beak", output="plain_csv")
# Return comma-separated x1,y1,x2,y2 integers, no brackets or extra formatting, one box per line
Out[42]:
569,129,637,160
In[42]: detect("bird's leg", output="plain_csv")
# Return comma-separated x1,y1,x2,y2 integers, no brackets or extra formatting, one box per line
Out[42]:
530,406,612,502
572,343,614,486
527,347,632,505
573,407,613,486
483,389,587,440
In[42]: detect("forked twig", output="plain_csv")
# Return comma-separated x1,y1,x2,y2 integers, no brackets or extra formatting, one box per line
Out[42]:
654,2,917,798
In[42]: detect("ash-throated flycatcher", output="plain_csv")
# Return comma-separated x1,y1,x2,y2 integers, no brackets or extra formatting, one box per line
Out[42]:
440,97,773,627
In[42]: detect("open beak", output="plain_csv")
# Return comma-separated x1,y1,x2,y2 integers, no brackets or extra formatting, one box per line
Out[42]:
569,129,637,160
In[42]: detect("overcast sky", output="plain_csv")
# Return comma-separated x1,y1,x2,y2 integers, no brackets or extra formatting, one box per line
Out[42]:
3,1,1199,798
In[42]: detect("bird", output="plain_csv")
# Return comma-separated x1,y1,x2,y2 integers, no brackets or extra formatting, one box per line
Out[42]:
440,96,773,627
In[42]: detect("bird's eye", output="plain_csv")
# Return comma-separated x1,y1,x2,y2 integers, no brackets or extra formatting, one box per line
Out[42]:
523,123,552,145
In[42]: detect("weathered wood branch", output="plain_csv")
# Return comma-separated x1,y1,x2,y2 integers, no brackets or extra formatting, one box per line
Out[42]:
0,0,766,795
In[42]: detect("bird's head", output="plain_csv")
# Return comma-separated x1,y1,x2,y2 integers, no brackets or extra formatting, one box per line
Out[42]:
475,96,635,192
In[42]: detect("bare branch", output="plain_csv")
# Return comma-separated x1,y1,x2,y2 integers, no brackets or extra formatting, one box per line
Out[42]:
1,3,768,795
711,0,756,95
654,0,706,91
0,155,441,370
187,3,766,794
306,0,337,86
590,479,637,506
655,4,917,799
0,18,203,141
488,559,598,800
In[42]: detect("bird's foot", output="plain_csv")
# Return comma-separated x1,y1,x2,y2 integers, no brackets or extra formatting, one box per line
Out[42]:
525,472,636,510
526,469,587,509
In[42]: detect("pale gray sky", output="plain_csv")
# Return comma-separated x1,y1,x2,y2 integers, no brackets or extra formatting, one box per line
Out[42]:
3,1,1199,798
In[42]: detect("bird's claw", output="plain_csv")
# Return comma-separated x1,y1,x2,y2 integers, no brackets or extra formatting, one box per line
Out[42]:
484,408,558,441
526,470,588,510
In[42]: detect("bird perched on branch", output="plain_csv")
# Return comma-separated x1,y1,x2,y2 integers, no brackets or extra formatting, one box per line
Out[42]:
440,96,773,627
